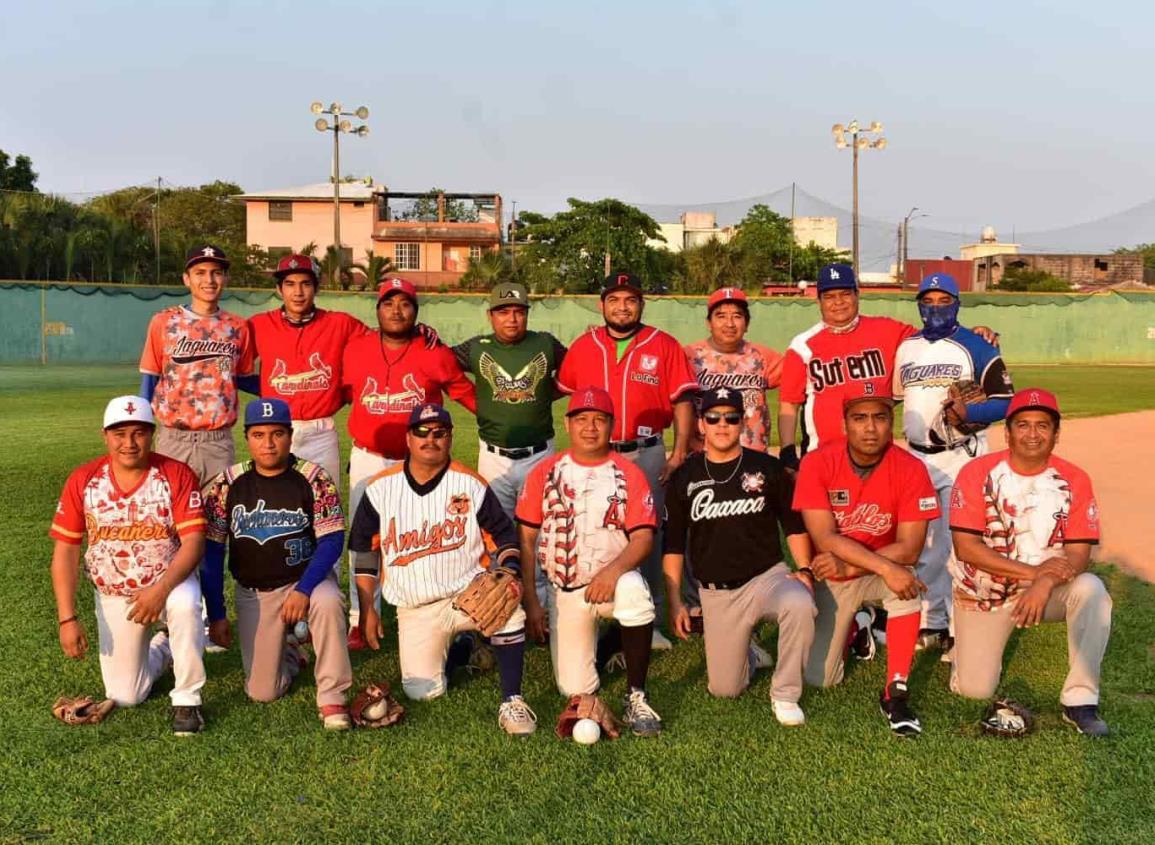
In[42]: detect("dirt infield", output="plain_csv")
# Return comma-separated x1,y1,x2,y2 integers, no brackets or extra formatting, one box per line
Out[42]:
986,411,1154,582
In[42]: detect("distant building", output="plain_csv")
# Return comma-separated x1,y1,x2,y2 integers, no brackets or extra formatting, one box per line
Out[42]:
648,212,837,253
960,226,1020,263
904,258,976,291
973,252,1143,291
792,216,838,250
238,181,379,268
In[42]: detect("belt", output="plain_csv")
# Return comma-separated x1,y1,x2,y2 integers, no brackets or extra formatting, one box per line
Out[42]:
610,435,661,453
909,438,975,455
700,571,761,591
484,441,548,460
908,442,948,455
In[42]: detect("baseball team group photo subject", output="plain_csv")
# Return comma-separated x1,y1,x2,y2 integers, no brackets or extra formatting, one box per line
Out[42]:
47,247,1117,744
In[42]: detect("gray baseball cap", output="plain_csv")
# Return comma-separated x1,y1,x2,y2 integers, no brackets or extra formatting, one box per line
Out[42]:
488,281,530,310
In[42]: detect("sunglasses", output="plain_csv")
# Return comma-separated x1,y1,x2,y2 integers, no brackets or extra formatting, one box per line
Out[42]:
703,412,742,425
411,426,451,440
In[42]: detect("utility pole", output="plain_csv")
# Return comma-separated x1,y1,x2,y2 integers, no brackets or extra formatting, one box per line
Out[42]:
832,121,886,276
901,206,927,289
154,177,161,285
788,181,796,284
510,200,517,271
896,222,904,287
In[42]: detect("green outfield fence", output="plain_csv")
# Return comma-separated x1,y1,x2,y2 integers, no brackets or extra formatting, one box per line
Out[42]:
2,281,1155,366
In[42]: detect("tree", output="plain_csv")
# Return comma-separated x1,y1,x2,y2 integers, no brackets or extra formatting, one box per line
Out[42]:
729,204,794,286
460,251,513,291
995,266,1072,292
1113,243,1155,272
676,238,740,294
352,250,394,289
399,188,479,223
0,150,38,192
318,245,353,289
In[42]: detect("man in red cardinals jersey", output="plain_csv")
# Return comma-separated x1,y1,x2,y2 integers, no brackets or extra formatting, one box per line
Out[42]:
793,385,940,737
340,278,477,642
556,272,699,643
248,254,372,484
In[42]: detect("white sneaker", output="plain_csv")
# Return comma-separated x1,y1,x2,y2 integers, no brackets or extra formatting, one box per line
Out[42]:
771,698,806,727
748,639,774,671
623,688,662,737
498,695,538,736
204,625,227,654
604,652,627,673
651,629,673,651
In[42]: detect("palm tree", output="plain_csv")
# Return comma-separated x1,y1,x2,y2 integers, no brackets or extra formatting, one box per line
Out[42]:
317,245,352,289
298,241,319,258
460,251,511,291
352,250,394,290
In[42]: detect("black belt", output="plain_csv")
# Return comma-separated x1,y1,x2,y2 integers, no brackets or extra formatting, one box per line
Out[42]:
908,442,947,455
610,435,661,453
701,571,761,591
484,441,549,460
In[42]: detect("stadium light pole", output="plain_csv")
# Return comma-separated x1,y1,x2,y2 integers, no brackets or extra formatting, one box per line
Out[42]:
901,206,929,288
312,102,369,279
832,120,886,276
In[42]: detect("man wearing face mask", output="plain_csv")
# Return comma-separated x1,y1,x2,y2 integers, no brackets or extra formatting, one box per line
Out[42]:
892,273,1013,655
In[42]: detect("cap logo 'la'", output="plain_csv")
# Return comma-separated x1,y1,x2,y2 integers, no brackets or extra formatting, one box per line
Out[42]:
829,268,840,279
202,247,217,258
125,401,136,414
500,288,521,300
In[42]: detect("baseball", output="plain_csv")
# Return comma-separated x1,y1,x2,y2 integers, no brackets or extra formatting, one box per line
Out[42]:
293,620,309,641
572,718,601,745
362,699,389,722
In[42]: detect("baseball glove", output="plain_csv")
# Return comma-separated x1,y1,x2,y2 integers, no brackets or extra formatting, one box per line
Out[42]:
452,566,522,637
51,695,116,726
980,698,1035,738
942,379,988,435
555,693,622,740
350,682,405,728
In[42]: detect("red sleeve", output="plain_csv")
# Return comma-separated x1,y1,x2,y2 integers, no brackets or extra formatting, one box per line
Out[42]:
139,313,164,375
237,320,256,377
438,346,477,413
515,460,548,526
779,349,806,404
791,451,830,511
762,346,784,390
49,468,88,544
166,460,207,536
896,456,940,522
622,461,657,530
949,460,988,533
664,336,700,401
555,335,582,394
1064,467,1101,544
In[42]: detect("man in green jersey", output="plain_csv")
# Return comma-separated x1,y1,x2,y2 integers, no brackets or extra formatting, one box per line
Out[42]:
454,282,567,607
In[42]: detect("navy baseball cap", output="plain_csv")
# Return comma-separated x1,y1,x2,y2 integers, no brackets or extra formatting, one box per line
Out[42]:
817,263,856,293
408,403,453,429
244,398,292,429
699,386,743,414
185,244,230,271
917,273,960,300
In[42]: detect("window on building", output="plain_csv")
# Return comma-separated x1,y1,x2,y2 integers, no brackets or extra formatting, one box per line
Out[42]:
1094,259,1109,271
394,243,420,270
267,247,292,265
268,201,293,222
469,245,483,262
339,247,353,267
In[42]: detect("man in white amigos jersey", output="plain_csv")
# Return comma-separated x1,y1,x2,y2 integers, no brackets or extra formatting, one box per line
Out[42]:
347,403,536,735
892,273,1013,652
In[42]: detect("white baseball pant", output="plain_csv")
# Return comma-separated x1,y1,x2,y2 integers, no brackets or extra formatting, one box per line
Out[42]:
290,416,341,486
347,444,399,625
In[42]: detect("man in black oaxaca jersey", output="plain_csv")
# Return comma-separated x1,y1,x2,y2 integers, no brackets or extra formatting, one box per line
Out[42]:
662,387,816,726
201,398,353,730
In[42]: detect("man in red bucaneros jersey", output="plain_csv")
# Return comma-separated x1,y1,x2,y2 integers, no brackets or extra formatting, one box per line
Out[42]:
49,396,209,736
248,254,372,485
556,272,699,646
792,384,940,737
949,388,1112,737
340,278,477,645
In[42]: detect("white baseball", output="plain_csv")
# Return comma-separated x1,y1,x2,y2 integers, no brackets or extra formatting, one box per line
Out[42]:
293,620,309,640
363,699,389,722
572,718,601,745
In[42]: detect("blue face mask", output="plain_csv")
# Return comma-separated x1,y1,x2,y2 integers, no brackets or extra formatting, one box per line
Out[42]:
918,300,960,340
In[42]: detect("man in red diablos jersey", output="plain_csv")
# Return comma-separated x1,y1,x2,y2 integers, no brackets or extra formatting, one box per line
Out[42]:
340,278,477,644
248,254,372,485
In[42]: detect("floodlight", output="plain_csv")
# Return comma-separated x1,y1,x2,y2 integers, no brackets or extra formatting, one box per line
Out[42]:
356,106,369,119
356,125,369,137
311,102,323,114
339,119,352,132
869,121,883,132
315,118,329,132
832,123,844,134
835,139,848,149
847,120,859,132
874,138,888,149
857,137,869,148
330,102,342,114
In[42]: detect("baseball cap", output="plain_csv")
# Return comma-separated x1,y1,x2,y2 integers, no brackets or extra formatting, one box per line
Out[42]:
817,263,856,294
244,398,292,429
489,281,530,310
917,273,960,300
699,386,743,414
707,287,749,315
377,278,418,305
273,253,319,282
842,383,895,411
600,272,644,299
185,244,230,271
408,403,453,429
1006,387,1060,421
103,395,155,429
565,386,615,417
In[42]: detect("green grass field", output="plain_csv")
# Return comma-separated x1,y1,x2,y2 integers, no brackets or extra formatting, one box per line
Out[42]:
1,365,1154,844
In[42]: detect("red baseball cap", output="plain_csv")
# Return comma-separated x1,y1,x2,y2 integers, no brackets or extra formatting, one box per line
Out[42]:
273,253,319,281
377,277,418,305
1006,387,1060,420
707,287,748,314
566,386,614,417
842,382,895,411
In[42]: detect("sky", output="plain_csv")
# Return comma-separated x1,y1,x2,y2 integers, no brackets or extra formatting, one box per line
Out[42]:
4,0,1151,237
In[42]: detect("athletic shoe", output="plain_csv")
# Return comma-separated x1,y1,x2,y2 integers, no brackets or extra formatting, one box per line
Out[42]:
205,624,226,654
622,689,662,737
346,626,367,651
1062,705,1109,737
651,629,673,651
749,639,774,671
603,652,627,674
320,705,351,731
771,698,806,727
171,705,205,736
879,680,922,738
916,628,951,652
850,609,877,661
498,695,538,736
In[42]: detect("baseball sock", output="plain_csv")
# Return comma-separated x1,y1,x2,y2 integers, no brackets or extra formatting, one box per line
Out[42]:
494,636,526,700
884,611,920,696
595,624,623,672
620,623,653,691
445,634,473,676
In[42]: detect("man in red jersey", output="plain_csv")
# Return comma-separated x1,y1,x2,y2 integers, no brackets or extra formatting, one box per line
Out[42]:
248,254,372,485
340,278,477,643
556,272,699,644
793,384,940,737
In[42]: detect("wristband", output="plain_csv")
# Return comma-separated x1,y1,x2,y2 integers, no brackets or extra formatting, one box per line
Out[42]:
58,615,78,627
796,567,815,580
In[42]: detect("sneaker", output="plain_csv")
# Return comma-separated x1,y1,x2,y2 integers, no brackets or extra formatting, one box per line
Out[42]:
205,625,226,654
771,698,806,727
347,626,366,651
749,639,774,671
879,681,922,738
171,705,205,736
850,610,876,661
651,629,673,651
622,689,662,737
498,695,538,736
320,705,351,731
603,652,627,674
916,628,951,652
1062,705,1109,737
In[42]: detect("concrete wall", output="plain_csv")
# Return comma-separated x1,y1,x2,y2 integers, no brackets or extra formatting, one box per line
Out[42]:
245,199,376,259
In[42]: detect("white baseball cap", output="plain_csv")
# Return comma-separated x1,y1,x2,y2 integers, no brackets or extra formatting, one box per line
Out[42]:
103,395,155,429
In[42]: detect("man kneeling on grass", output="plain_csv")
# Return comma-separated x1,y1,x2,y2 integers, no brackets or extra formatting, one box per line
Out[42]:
948,388,1112,736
